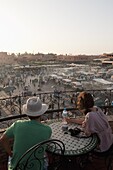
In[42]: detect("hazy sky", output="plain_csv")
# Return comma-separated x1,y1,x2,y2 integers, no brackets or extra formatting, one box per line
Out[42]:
0,0,113,55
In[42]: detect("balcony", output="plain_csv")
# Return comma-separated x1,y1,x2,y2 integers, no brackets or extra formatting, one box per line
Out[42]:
0,90,113,170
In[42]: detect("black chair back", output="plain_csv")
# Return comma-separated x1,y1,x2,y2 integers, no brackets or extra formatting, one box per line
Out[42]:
13,139,65,170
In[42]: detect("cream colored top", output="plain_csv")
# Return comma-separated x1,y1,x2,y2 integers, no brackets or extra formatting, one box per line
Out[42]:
82,107,113,152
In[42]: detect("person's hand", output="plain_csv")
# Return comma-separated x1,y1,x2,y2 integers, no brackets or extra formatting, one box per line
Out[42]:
65,117,72,123
82,121,86,128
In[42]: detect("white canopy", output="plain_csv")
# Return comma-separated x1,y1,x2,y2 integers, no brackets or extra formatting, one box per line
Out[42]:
71,81,82,86
50,74,58,78
62,79,71,83
93,78,113,85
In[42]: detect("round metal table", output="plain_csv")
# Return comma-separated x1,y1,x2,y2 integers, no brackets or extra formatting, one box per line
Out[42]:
49,120,98,156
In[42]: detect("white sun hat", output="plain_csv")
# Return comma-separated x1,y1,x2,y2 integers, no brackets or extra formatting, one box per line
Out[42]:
23,97,48,117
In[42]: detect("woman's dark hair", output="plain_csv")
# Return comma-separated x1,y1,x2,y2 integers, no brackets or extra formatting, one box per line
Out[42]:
77,91,94,114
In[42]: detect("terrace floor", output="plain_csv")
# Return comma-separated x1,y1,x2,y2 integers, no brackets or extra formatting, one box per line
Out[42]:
8,161,109,170
6,149,113,170
83,159,109,170
59,155,112,170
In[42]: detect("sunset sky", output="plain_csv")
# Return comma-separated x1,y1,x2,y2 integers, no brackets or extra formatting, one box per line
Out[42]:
0,0,113,55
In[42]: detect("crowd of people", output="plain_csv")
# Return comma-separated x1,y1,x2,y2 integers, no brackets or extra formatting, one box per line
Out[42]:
0,91,113,169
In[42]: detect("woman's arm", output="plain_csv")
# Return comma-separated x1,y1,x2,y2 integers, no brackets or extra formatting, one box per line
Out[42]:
66,117,84,125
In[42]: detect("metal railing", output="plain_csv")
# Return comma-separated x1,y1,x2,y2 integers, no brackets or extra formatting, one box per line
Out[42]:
0,89,113,115
0,90,113,134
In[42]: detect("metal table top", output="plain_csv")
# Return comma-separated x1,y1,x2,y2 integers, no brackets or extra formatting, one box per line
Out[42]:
48,120,98,156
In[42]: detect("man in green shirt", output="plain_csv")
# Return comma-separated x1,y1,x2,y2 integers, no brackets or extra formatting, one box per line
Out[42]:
0,97,52,169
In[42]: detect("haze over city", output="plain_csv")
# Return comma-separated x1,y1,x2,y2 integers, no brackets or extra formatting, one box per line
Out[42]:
0,0,113,55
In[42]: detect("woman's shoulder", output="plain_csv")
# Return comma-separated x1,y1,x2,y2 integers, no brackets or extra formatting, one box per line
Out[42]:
87,107,99,116
88,106,105,118
89,106,102,113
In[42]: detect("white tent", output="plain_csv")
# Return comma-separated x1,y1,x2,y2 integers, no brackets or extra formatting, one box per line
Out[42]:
62,79,71,83
93,78,113,85
71,81,82,86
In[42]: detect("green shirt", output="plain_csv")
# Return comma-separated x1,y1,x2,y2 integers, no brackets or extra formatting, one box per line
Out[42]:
5,119,52,169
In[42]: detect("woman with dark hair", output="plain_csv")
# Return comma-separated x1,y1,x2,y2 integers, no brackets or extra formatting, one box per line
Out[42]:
66,91,113,152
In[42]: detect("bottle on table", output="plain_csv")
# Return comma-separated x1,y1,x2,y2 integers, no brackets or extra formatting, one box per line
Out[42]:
62,108,68,131
111,101,113,106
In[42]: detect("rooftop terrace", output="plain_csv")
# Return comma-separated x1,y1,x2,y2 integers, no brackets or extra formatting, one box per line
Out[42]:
0,90,113,170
